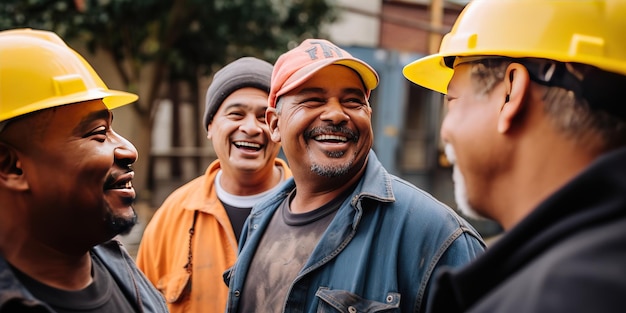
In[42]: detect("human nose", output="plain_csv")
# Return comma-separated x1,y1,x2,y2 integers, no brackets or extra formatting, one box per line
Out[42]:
112,131,138,167
320,98,349,124
239,114,264,135
440,114,452,148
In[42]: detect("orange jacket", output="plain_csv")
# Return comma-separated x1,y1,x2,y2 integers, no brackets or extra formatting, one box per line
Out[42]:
136,158,291,313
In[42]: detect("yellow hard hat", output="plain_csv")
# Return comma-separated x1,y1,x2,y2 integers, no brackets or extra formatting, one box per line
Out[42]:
0,28,138,122
403,0,626,94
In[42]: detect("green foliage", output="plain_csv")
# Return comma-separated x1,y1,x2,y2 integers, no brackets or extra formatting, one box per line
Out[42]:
0,0,338,82
0,0,337,192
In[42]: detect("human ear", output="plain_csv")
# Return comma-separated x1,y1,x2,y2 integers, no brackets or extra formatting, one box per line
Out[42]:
498,63,530,133
0,143,28,191
266,107,281,143
206,123,213,140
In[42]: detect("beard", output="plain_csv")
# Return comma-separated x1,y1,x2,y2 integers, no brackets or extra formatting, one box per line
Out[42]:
306,125,359,178
311,162,353,177
104,206,138,236
310,150,354,177
445,144,485,220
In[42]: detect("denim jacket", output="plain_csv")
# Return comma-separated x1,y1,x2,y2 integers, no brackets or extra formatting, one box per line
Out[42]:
0,240,168,313
225,150,485,313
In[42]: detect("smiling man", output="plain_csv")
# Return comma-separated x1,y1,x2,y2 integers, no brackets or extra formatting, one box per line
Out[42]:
0,29,167,312
403,0,626,312
137,57,291,313
224,39,485,313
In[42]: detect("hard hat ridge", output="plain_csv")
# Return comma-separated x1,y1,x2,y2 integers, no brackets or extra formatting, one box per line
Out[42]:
403,0,626,95
0,28,138,123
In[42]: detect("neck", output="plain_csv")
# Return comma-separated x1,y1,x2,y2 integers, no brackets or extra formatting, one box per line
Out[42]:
290,165,365,214
490,130,597,230
219,165,282,196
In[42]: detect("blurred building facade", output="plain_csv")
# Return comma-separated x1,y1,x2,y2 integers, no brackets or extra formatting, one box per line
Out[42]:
93,0,501,238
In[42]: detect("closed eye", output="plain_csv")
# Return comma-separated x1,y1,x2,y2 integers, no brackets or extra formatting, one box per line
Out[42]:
88,126,108,142
344,98,366,107
227,111,245,119
300,97,326,106
445,95,458,108
346,97,364,103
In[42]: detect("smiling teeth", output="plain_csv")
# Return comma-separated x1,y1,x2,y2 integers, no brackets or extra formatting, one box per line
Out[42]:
234,141,261,149
114,181,132,189
315,135,347,142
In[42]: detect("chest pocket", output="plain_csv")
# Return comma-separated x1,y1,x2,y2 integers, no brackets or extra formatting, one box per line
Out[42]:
315,287,400,313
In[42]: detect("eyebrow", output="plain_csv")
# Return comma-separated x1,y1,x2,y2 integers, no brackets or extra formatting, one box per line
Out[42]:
223,102,268,112
297,87,366,97
75,109,112,133
343,88,366,98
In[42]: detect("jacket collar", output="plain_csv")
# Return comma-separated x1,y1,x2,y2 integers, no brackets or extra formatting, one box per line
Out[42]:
252,150,395,218
180,158,292,214
355,150,396,204
180,159,222,212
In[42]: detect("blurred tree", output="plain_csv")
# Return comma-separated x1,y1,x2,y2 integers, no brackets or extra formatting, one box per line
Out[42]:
0,0,337,199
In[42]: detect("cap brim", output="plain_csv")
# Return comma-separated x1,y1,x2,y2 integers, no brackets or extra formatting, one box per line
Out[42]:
334,59,379,91
403,54,453,95
277,58,379,99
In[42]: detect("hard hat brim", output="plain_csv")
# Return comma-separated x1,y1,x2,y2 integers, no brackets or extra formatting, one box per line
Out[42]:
100,89,139,110
3,88,138,122
403,54,452,95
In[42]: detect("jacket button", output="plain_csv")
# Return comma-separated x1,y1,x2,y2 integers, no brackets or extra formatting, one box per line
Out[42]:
386,295,394,303
348,306,357,313
234,290,241,297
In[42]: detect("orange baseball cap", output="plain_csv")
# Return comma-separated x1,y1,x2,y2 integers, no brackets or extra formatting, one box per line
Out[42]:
269,39,379,108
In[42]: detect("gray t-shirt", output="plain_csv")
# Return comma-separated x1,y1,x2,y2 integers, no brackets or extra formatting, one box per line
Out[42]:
238,188,349,313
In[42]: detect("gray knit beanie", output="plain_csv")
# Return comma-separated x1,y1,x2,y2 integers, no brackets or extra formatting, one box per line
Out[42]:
203,57,273,132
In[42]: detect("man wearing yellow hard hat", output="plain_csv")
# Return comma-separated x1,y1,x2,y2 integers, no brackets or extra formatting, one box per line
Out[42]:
0,28,167,312
404,0,626,312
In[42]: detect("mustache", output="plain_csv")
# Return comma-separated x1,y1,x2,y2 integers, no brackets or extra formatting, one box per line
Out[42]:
304,125,359,142
103,167,134,189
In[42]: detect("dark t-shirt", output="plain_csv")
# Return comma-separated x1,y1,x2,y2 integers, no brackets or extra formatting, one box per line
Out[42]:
222,202,252,242
10,254,136,313
238,187,352,313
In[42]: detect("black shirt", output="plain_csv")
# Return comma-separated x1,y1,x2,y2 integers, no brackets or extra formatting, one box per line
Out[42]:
10,255,136,313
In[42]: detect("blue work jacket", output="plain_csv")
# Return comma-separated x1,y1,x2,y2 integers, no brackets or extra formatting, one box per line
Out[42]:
225,150,485,313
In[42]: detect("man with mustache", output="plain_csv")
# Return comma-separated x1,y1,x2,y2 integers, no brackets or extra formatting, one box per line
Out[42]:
224,38,485,313
0,28,167,312
137,57,291,313
403,0,626,312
